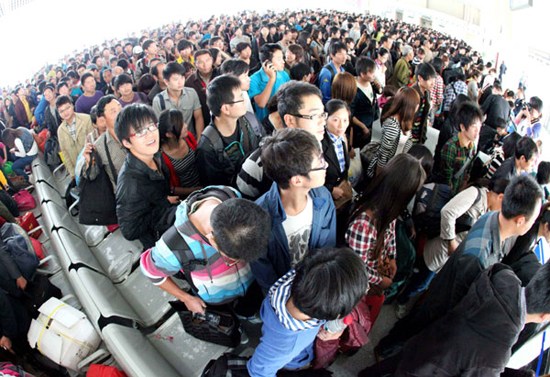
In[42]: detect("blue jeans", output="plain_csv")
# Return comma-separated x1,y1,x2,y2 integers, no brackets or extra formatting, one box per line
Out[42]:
12,155,35,180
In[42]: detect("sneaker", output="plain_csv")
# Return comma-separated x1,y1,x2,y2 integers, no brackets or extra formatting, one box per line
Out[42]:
395,303,408,319
239,328,249,345
236,312,263,324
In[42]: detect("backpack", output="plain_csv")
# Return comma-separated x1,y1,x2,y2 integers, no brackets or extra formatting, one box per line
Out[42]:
413,183,453,239
201,115,256,185
44,137,61,170
315,63,337,88
201,353,250,377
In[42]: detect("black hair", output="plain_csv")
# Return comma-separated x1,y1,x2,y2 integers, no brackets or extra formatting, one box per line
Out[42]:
289,62,311,81
114,103,158,146
259,43,283,63
56,81,68,92
355,56,376,75
431,57,443,74
525,260,550,314
261,128,321,189
529,96,543,113
502,133,521,159
55,94,73,108
206,75,242,118
501,175,543,220
408,144,434,178
96,94,118,118
142,39,155,51
163,61,186,82
177,39,193,52
325,99,350,117
117,59,129,70
537,161,550,185
137,74,156,94
489,177,510,195
210,198,271,262
236,42,252,54
351,154,426,259
456,102,483,130
220,59,249,76
194,49,212,60
515,136,538,162
329,41,347,56
415,63,437,80
277,81,322,123
291,247,369,320
113,73,133,91
81,72,95,86
158,109,184,143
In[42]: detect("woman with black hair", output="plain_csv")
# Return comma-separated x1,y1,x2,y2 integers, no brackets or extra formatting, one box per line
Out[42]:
158,109,202,198
2,127,37,182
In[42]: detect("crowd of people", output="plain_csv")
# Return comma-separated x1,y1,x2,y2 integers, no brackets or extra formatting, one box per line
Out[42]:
0,7,549,377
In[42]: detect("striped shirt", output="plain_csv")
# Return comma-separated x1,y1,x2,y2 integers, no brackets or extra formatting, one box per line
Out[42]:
269,270,323,332
367,117,412,178
166,149,200,188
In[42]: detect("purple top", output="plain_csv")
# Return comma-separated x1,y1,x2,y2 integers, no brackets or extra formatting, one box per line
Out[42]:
119,92,149,108
75,91,104,114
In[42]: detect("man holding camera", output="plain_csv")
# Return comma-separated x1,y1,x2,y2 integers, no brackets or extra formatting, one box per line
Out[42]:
513,96,543,140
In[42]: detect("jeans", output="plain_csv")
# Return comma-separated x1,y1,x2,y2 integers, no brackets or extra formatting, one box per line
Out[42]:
12,155,35,180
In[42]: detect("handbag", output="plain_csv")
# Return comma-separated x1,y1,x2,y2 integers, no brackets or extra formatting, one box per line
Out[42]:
19,212,42,239
333,179,353,210
78,150,118,225
13,190,36,211
169,301,241,347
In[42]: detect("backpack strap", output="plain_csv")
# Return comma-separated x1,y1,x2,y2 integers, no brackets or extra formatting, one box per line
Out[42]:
158,94,166,111
201,126,226,165
161,225,206,295
324,63,337,84
104,136,118,185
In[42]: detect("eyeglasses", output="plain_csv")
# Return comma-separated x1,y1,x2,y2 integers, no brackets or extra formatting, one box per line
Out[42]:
227,98,245,105
129,122,158,138
309,154,329,172
291,112,328,121
220,252,240,267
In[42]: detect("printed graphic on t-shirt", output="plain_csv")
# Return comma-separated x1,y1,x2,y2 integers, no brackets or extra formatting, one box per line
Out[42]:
288,227,311,267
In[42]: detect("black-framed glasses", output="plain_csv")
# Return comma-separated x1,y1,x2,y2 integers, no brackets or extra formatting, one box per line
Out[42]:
290,112,328,121
308,154,329,172
227,99,245,105
129,122,158,138
220,252,240,267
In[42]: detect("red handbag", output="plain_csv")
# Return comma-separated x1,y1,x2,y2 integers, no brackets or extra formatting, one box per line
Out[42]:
19,212,42,239
30,237,45,259
13,190,36,212
86,364,128,377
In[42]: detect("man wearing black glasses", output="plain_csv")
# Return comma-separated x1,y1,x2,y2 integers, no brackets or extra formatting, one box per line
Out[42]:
196,74,259,186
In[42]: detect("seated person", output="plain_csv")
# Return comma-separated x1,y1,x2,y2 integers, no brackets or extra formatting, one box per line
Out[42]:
493,136,539,180
158,109,202,197
74,72,104,114
140,188,271,314
55,95,94,179
115,103,179,249
439,101,483,194
1,127,38,182
251,128,336,293
247,247,369,377
196,75,259,186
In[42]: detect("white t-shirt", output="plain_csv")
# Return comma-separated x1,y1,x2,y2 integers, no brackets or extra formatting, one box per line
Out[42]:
282,195,313,267
396,130,411,155
357,80,374,103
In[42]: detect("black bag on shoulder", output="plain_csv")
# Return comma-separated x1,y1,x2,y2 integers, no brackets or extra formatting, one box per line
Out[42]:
78,150,118,225
413,183,453,239
169,301,241,347
201,353,250,377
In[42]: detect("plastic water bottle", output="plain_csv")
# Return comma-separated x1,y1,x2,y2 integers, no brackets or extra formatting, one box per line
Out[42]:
324,314,353,333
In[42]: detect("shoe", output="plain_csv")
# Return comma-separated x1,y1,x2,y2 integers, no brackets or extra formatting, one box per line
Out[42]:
239,328,249,345
395,304,408,319
236,312,262,324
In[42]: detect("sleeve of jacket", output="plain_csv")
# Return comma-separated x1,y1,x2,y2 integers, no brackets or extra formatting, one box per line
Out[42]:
317,188,337,248
318,67,332,104
34,96,47,126
14,102,28,126
195,135,226,186
440,186,478,241
58,128,76,176
0,239,22,280
250,238,281,294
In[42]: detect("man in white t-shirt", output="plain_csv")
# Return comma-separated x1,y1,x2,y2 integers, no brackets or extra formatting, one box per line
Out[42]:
251,128,337,292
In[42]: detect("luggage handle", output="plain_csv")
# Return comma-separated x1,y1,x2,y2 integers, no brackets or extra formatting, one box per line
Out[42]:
76,348,110,372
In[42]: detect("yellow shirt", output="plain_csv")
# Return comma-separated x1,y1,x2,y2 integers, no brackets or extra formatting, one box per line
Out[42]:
21,97,32,123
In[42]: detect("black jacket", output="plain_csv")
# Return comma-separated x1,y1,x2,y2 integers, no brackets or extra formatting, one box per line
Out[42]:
351,82,380,148
396,264,524,377
321,132,350,192
116,152,177,249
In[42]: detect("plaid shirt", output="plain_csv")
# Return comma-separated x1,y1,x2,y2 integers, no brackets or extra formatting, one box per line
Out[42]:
442,80,468,112
430,75,444,109
328,132,346,173
345,212,397,286
440,134,475,194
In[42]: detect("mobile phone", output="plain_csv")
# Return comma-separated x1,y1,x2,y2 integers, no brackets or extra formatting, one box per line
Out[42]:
86,133,95,145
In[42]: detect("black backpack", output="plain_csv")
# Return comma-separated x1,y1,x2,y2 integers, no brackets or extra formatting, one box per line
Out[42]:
413,183,453,239
201,353,250,377
44,137,61,170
